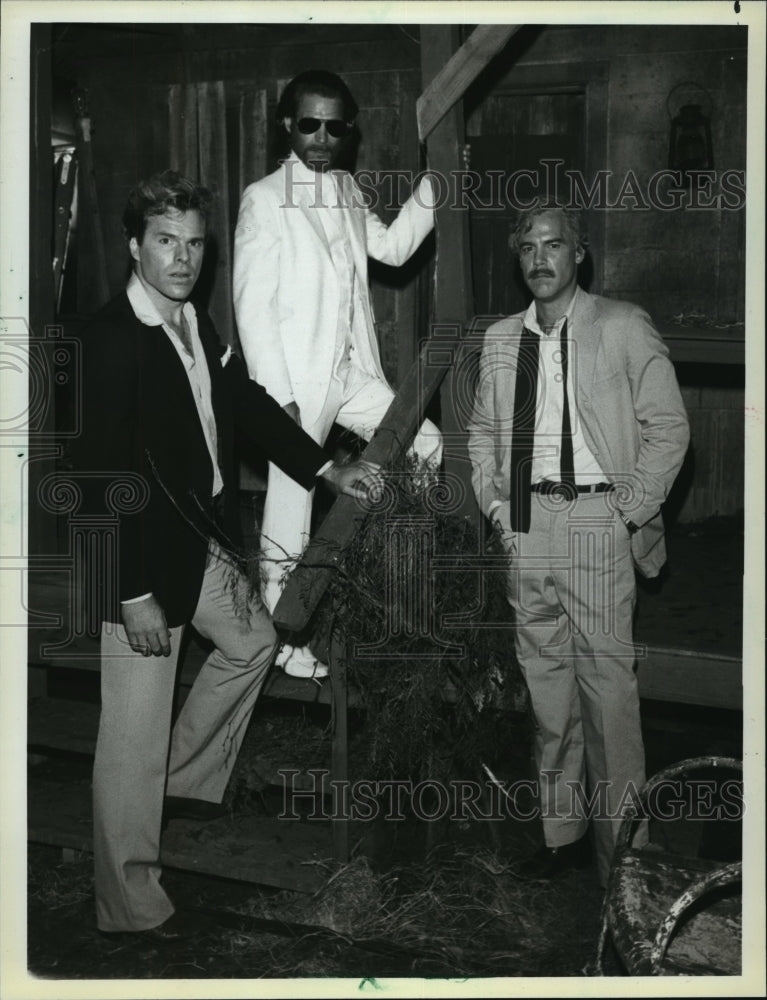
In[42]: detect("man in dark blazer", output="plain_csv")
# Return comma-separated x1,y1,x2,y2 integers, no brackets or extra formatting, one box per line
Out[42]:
75,170,380,939
468,204,689,886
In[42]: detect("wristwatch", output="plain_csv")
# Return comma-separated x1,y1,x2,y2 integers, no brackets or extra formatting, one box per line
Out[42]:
617,509,639,535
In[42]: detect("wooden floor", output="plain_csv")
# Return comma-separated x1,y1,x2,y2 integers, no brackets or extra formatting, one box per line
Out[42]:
633,520,742,710
29,758,333,893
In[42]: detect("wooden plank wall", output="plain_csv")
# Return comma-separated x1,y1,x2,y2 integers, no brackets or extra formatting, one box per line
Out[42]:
56,26,428,397
51,24,747,525
675,382,745,523
461,24,747,524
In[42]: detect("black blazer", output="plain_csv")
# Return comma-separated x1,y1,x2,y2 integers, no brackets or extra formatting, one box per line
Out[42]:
74,292,329,627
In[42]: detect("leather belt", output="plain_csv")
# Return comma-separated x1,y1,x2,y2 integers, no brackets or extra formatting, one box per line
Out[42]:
530,481,612,497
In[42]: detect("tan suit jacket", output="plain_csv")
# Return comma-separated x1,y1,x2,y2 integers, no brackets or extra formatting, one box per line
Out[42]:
467,287,690,577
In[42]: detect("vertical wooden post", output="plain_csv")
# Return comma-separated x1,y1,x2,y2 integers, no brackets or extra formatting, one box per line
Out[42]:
237,88,269,494
238,88,268,194
330,624,349,863
395,80,421,389
197,81,235,345
28,23,59,558
420,26,479,521
72,90,111,309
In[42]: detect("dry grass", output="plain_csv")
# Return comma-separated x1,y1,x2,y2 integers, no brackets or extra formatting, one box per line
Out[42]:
27,848,93,911
211,843,603,978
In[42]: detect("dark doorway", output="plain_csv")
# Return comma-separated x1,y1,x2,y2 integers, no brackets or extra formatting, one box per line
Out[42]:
468,90,587,318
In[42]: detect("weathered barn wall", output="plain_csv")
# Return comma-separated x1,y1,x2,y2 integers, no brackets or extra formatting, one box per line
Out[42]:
51,22,747,522
54,24,427,387
463,24,747,522
467,24,747,326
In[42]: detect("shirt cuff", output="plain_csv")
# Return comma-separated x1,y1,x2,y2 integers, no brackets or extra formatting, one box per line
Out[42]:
487,500,504,521
122,592,153,605
316,460,334,478
417,175,437,210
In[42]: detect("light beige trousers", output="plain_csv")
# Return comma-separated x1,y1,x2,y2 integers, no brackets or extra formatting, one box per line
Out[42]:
498,490,646,885
93,542,277,932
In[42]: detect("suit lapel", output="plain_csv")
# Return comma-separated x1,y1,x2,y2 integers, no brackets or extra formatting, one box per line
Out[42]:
148,317,213,482
151,323,199,415
337,172,366,264
283,162,332,255
570,288,601,403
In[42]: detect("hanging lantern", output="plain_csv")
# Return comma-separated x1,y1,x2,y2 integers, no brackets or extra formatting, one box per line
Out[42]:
667,82,714,179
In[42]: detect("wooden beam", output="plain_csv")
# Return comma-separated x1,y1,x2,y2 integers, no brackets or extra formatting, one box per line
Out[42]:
417,24,521,141
637,647,742,711
420,26,478,521
28,772,332,892
28,24,60,559
72,89,111,308
420,25,473,324
272,338,452,634
330,630,349,862
197,81,235,344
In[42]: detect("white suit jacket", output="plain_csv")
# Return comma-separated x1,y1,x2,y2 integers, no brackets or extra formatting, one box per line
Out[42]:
467,288,690,578
233,157,435,428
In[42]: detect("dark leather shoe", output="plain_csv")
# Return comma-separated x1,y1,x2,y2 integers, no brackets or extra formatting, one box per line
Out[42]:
163,795,229,826
100,909,211,942
143,909,211,941
517,836,592,880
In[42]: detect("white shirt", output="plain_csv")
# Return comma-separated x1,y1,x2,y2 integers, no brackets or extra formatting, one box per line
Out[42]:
127,273,223,498
123,274,223,604
523,293,606,487
488,290,606,523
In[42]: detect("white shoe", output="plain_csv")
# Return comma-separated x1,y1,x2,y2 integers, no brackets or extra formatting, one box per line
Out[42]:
276,644,329,680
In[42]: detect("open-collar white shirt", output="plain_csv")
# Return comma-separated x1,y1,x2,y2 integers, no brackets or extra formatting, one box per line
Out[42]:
487,288,606,525
127,272,224,498
522,288,606,487
123,275,224,606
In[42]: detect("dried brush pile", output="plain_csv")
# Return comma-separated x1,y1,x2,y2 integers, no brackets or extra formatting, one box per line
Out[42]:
310,459,528,785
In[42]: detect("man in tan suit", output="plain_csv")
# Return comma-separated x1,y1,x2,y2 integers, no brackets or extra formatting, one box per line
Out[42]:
234,69,441,679
467,204,689,885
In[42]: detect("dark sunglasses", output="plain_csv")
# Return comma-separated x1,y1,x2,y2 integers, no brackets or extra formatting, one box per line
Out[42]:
296,117,354,138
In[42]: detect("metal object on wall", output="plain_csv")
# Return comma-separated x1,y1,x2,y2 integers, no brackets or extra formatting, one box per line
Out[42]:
667,81,714,178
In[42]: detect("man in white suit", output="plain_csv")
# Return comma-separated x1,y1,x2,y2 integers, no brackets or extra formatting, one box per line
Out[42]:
234,70,442,678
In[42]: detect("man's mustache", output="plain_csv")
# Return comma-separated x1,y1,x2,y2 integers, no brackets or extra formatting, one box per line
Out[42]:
529,269,555,279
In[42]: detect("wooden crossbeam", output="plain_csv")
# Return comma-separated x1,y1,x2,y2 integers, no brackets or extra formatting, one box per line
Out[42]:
417,24,521,141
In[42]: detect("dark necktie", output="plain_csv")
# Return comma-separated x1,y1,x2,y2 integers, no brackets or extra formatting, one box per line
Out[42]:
509,326,540,532
560,318,575,488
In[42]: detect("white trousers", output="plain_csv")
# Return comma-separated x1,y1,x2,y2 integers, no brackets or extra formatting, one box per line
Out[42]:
93,542,277,932
499,491,646,885
260,363,443,615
